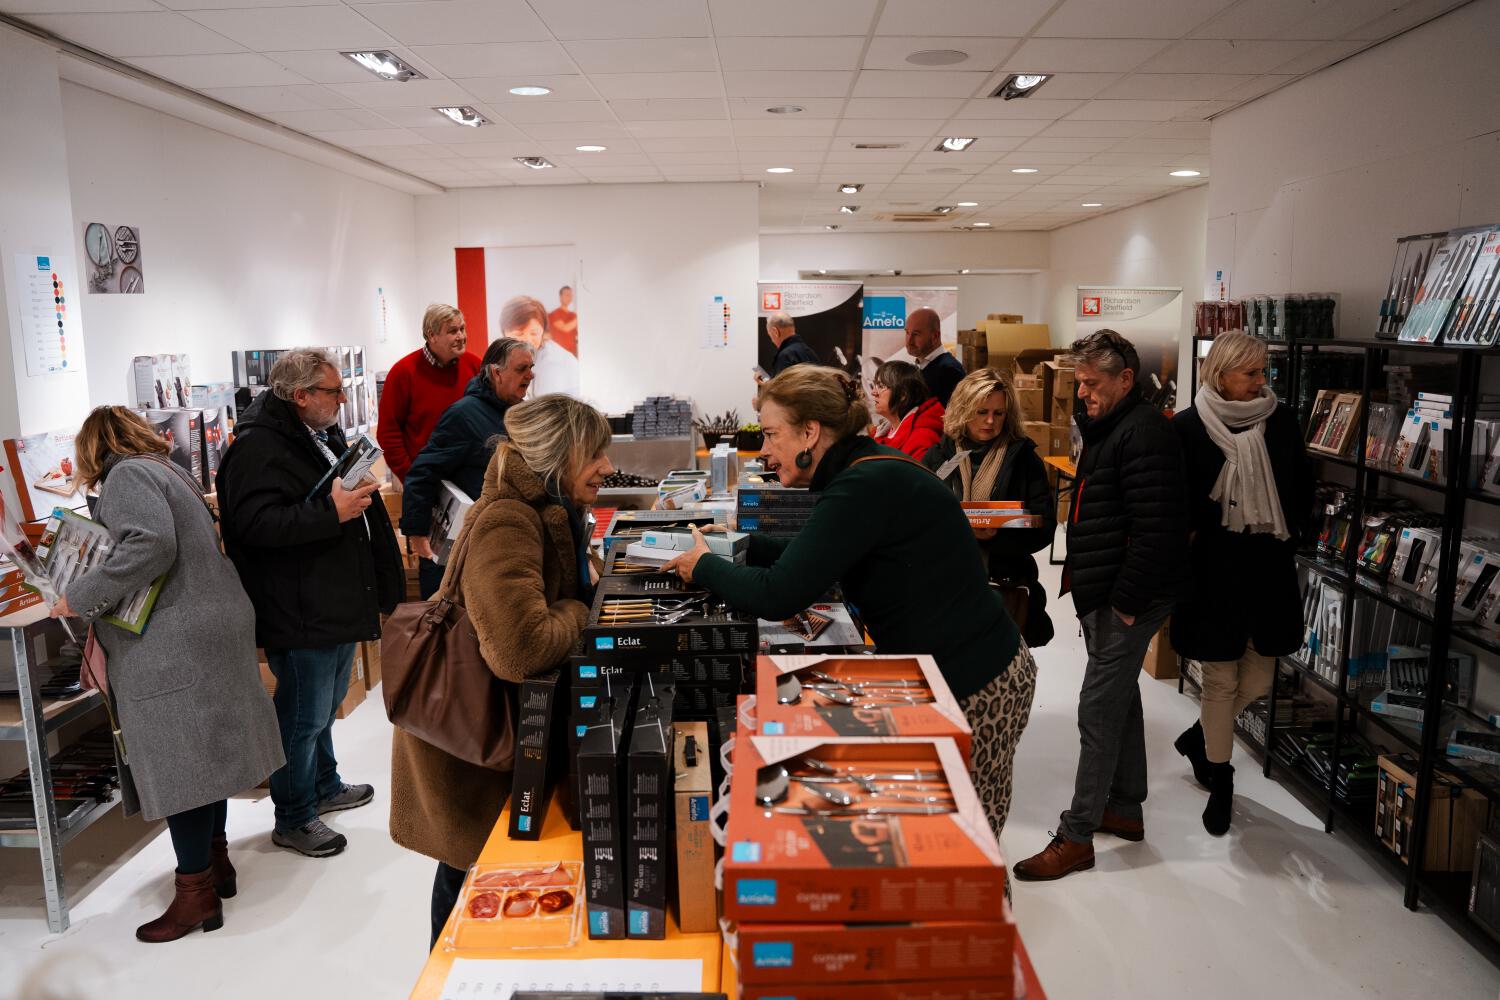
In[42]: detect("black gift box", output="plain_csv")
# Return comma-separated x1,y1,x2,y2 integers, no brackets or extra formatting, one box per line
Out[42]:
626,675,676,940
578,678,636,939
507,668,560,840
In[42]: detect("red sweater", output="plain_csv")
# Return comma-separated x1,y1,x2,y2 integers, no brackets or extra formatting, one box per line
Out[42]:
876,397,946,461
377,349,482,482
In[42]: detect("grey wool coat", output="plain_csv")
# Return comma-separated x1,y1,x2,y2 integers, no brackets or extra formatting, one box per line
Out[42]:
66,456,284,822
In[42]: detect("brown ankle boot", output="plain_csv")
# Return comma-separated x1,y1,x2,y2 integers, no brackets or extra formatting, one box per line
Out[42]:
136,869,223,943
1098,809,1145,842
210,834,237,899
1013,834,1095,882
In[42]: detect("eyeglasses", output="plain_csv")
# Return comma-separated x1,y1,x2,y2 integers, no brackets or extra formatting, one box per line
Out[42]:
307,385,345,397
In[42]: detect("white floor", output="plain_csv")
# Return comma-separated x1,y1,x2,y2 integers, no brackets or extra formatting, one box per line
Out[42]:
2,562,1498,1000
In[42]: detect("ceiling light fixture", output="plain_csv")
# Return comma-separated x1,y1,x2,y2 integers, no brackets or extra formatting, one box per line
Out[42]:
907,48,969,66
959,268,971,274
838,183,863,194
342,51,424,82
1082,202,1103,207
818,269,827,275
766,105,804,114
973,222,992,227
934,205,955,214
992,73,1052,100
1010,167,1038,174
1170,169,1202,177
575,144,607,152
825,225,840,230
956,201,979,207
434,106,487,127
514,156,555,169
509,85,551,96
936,137,977,152
766,166,795,174
840,205,859,214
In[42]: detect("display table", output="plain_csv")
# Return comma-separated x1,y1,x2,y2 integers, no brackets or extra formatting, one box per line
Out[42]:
1041,455,1076,567
408,795,723,999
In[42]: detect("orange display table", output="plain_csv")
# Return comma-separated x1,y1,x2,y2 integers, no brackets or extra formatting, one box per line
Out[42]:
408,796,723,999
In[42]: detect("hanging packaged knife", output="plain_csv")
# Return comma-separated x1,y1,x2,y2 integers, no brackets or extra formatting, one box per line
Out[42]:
1442,228,1500,344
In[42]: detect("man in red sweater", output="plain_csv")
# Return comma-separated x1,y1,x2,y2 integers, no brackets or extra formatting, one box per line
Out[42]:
377,304,481,483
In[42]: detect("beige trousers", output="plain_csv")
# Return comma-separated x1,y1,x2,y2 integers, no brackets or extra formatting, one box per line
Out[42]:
1199,644,1277,763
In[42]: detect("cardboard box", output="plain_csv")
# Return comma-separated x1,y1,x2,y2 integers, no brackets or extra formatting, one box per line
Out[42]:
336,645,367,718
1377,753,1489,872
362,638,382,692
1142,620,1178,680
962,502,1041,531
1014,386,1046,423
738,977,1015,1000
1049,427,1070,458
626,675,676,939
508,668,561,840
1050,362,1076,402
723,735,1007,924
753,654,972,761
986,313,1024,324
733,912,1015,985
579,677,636,938
673,721,717,934
1022,421,1051,455
981,322,1049,372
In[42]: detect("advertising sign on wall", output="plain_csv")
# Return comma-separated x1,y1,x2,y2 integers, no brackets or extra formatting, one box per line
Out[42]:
860,285,958,394
757,281,863,376
1075,285,1183,409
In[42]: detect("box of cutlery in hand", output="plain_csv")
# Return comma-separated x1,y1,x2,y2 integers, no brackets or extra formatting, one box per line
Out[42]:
723,735,1005,923
626,674,676,939
602,509,727,558
507,668,561,840
578,677,636,938
753,655,972,763
584,575,757,657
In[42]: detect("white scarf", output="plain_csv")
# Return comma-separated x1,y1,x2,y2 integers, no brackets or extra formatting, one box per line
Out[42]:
1194,384,1288,540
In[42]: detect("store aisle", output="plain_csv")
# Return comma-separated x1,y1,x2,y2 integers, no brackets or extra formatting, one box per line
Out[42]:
2,562,1498,999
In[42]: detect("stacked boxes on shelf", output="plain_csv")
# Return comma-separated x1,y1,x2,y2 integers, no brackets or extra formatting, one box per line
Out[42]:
736,482,817,538
630,396,693,439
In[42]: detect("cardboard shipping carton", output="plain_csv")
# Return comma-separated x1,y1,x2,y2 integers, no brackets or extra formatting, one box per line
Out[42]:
982,322,1049,372
673,721,717,934
1022,421,1051,456
1142,620,1178,680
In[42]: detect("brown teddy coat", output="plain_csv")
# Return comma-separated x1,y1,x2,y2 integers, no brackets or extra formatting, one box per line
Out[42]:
389,445,590,870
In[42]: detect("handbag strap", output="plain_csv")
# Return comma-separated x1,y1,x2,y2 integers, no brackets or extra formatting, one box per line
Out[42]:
121,454,218,524
849,452,940,478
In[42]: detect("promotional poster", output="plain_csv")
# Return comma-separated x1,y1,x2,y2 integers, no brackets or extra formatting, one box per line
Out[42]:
757,281,863,376
1076,285,1183,409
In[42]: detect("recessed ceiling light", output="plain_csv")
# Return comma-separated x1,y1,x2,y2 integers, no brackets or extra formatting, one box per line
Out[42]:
907,48,969,66
434,106,487,127
514,156,554,169
959,268,971,274
825,225,840,231
1011,167,1038,174
509,85,551,96
956,201,979,207
934,206,955,214
838,183,862,194
766,105,804,114
1082,202,1103,208
936,137,977,152
973,222,992,227
840,205,859,214
1170,169,1202,177
575,144,607,152
818,269,827,275
992,73,1052,100
342,51,424,82
766,166,795,174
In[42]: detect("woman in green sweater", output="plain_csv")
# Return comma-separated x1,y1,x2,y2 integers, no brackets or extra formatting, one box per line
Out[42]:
666,366,1037,849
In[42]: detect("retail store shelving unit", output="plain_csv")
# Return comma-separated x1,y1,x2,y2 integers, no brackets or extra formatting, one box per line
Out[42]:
0,605,118,932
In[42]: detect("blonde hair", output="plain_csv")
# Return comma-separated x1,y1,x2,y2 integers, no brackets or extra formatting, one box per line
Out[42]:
757,366,869,442
496,393,610,498
944,368,1025,447
422,303,464,342
269,348,338,401
75,406,170,490
1198,331,1268,398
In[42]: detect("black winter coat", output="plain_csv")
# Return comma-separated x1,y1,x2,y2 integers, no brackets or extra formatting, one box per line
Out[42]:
399,373,512,537
770,334,821,375
1169,402,1313,661
1064,389,1191,617
923,434,1057,647
216,391,404,651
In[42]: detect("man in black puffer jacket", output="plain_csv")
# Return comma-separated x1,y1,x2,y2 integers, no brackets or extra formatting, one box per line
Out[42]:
1015,329,1190,883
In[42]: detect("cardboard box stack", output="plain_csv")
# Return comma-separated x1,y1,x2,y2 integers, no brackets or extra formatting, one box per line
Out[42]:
956,328,989,371
1376,753,1489,872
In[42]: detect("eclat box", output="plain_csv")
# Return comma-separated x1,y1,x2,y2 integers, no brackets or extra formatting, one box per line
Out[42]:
507,668,560,840
723,735,1005,924
626,675,675,939
753,655,972,763
578,678,635,937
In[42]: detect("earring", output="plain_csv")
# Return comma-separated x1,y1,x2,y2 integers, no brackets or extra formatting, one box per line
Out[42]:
795,449,813,469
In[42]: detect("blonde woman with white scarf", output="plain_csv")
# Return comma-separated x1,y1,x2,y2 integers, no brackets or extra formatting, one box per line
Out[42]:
1170,332,1312,836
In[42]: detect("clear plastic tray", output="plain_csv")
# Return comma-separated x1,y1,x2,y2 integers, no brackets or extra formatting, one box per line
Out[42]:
445,861,583,952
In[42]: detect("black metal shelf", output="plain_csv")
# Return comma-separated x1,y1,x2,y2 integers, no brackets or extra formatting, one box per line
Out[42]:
1281,653,1344,701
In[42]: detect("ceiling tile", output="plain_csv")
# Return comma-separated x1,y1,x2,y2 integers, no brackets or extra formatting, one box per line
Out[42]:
861,36,1018,72
1269,37,1366,75
1339,0,1469,40
25,12,244,57
540,139,645,156
851,70,989,98
203,84,340,112
315,127,427,147
941,118,1052,137
1190,0,1325,40
955,97,1084,119
1041,119,1157,137
590,72,723,100
993,151,1091,165
1066,99,1207,121
717,35,866,71
410,123,523,143
1108,137,1209,154
353,0,551,46
624,118,733,136
1004,37,1173,72
449,141,550,158
128,53,309,88
262,50,390,85
1013,72,1123,100
516,123,634,142
843,97,964,119
265,107,397,131
734,135,831,152
1020,136,1117,153
1139,121,1211,139
5,0,160,10
834,118,941,137
563,37,718,74
1036,0,1237,38
410,42,575,79
1294,0,1407,39
327,79,474,109
823,149,919,164
723,71,855,98
492,99,615,123
1097,73,1256,100
1085,151,1176,165
158,0,333,9
355,143,458,161
456,75,598,102
1216,74,1295,104
1138,38,1322,74
610,99,727,122
876,0,1056,36
649,151,739,165
528,0,712,39
728,97,846,118
184,6,389,51
636,136,738,152
735,118,840,136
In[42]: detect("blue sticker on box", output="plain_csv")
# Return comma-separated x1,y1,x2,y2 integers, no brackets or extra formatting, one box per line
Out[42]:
741,492,761,508
689,794,709,822
578,664,599,679
579,695,597,709
763,721,784,735
517,815,531,832
575,725,587,737
731,841,761,862
596,637,615,650
753,941,794,968
737,878,777,905
588,910,610,935
629,907,650,935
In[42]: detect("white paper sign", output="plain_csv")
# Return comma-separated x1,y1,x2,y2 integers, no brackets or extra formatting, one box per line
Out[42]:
13,253,83,378
702,294,730,349
439,957,704,999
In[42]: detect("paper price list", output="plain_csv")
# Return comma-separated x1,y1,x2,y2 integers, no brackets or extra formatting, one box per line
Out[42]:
13,253,77,376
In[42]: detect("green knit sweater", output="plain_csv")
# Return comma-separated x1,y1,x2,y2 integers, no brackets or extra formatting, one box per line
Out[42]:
693,435,1020,700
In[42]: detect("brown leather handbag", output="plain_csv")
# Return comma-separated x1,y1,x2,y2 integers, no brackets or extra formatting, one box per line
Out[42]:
380,514,515,771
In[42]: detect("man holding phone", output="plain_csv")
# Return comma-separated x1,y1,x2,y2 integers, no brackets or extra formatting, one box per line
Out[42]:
760,312,820,383
217,348,404,859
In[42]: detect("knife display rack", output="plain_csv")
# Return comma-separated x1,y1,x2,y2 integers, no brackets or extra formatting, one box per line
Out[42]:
1380,225,1500,345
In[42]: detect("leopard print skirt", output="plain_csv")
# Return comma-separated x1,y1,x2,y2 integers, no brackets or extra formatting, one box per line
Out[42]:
959,642,1038,843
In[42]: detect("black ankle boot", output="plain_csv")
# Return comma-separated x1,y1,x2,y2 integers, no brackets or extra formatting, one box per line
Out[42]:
1203,762,1235,836
1174,721,1213,789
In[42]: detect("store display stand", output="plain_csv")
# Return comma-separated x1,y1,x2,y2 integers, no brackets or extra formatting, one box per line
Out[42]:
0,604,120,933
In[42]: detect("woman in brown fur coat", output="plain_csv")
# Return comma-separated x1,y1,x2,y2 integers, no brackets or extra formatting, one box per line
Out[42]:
388,394,614,947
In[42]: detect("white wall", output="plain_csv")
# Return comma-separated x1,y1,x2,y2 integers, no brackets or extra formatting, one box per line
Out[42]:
61,81,421,404
415,183,760,419
1208,0,1500,333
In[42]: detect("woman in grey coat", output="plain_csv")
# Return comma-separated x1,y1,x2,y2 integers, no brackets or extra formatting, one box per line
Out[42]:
51,406,284,943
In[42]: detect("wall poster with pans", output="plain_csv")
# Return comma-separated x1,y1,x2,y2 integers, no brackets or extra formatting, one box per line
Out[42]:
82,222,143,294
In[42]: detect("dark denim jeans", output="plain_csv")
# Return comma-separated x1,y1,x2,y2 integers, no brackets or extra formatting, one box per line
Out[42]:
266,644,355,831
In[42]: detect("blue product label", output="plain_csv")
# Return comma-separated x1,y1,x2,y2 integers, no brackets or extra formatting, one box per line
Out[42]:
588,910,611,935
689,794,710,821
517,815,531,832
740,517,760,531
863,294,907,329
629,907,651,935
741,492,761,508
579,664,599,679
753,942,795,968
575,725,587,737
579,695,597,709
35,256,50,270
737,878,777,905
763,721,784,735
596,637,615,650
732,841,762,862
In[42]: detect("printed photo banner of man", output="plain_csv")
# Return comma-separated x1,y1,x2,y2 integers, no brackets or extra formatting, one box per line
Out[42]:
756,281,864,375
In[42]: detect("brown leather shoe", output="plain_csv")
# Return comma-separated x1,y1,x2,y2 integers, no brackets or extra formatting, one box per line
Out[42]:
136,869,223,943
210,833,237,899
1013,834,1095,882
1098,809,1145,842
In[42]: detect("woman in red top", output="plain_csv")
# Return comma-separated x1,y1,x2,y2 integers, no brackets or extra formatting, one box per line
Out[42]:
871,360,945,460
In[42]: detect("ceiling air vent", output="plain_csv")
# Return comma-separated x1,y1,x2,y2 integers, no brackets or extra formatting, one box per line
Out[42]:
875,211,951,223
852,142,906,150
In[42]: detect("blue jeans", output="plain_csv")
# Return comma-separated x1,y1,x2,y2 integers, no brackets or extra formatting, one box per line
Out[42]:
266,644,355,831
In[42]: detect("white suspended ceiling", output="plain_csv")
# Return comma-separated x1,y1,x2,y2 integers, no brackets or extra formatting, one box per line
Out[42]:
0,0,1473,232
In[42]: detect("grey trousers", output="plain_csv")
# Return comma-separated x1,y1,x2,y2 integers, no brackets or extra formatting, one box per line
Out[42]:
1059,601,1173,843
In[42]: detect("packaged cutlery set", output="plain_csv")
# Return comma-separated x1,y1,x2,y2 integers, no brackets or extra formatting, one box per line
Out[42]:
1381,225,1500,345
